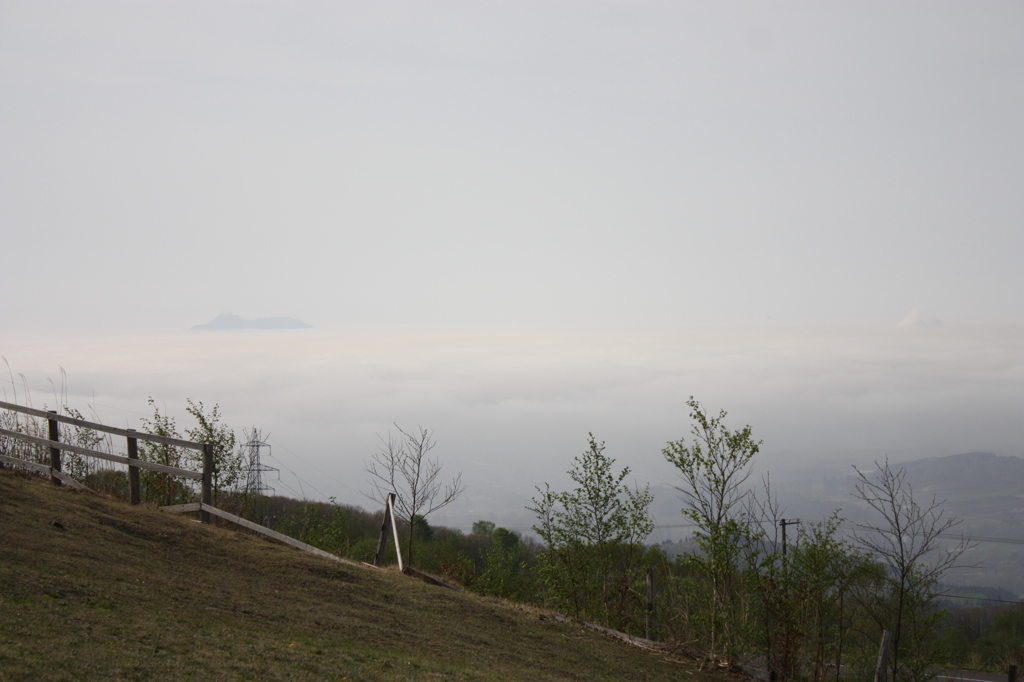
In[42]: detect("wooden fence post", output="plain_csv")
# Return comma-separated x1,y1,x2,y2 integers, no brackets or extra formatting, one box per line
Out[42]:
126,429,140,505
646,567,656,640
873,630,892,682
200,443,213,523
1008,664,1017,682
47,411,62,486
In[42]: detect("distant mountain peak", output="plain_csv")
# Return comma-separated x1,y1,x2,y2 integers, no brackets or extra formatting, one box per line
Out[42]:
190,314,311,331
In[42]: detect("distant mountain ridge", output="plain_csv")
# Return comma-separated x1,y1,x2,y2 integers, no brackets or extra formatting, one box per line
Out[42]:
771,450,1024,596
190,314,311,331
894,451,1024,596
899,451,1024,501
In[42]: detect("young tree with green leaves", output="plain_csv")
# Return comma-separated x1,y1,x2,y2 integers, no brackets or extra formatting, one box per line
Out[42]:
184,399,241,504
299,496,350,555
662,397,761,660
140,398,243,507
754,512,879,681
471,520,496,537
529,434,654,630
140,398,188,506
475,527,537,602
59,406,105,482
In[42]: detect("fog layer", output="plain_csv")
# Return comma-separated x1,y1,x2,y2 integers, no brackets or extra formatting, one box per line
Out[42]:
3,322,1021,530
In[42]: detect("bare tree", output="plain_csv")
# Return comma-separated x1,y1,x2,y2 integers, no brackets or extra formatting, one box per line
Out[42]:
851,458,974,682
364,424,466,567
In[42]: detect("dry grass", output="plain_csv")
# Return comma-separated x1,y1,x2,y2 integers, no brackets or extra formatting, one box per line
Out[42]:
0,469,740,681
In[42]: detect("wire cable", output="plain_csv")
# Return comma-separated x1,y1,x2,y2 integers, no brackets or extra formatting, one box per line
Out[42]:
264,435,363,500
940,594,1023,605
263,449,335,503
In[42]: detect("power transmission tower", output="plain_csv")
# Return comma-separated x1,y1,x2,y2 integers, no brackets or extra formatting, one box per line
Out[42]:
241,427,278,526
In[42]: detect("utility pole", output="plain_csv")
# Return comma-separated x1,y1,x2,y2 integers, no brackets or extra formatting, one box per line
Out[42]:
780,518,801,559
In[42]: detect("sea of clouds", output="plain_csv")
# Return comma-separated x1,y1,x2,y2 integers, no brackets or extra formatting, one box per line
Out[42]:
2,321,1022,535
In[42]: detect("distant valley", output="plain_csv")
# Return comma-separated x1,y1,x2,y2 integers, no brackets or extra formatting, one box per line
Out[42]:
764,451,1024,597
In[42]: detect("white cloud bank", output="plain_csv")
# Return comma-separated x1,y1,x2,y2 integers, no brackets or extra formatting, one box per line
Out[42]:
2,322,1022,529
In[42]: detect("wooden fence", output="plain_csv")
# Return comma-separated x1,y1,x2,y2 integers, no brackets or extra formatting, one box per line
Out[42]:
0,401,471,593
0,399,214,522
0,400,415,571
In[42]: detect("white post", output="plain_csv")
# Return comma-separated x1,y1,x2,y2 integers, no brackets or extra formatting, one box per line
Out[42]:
873,630,892,682
388,493,404,572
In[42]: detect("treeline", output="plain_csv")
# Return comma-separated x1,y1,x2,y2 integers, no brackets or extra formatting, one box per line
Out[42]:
937,597,1024,672
249,404,1022,681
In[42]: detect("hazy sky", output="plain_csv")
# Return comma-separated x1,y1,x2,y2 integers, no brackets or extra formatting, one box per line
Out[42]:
2,2,1022,531
2,1,1021,330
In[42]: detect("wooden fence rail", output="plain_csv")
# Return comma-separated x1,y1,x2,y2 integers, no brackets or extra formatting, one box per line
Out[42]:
0,400,203,450
160,501,368,569
0,453,92,490
0,400,213,522
0,428,202,479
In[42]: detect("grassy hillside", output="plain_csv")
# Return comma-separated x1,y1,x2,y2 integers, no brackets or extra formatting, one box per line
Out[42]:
0,470,737,681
